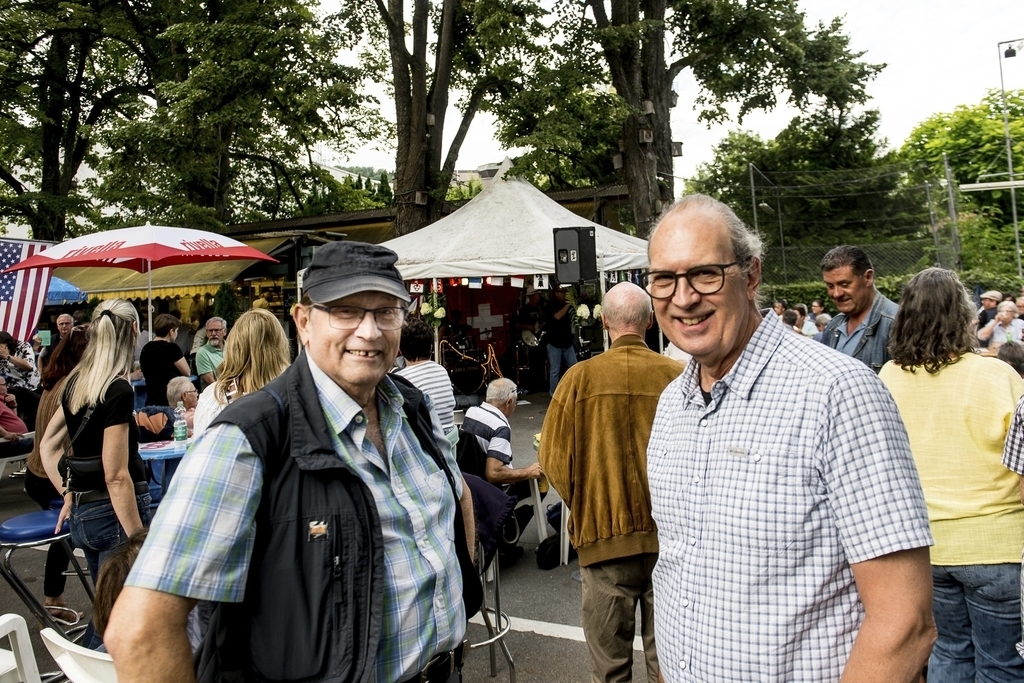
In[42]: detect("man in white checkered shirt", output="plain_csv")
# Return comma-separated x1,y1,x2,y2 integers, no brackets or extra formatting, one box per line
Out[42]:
643,195,936,682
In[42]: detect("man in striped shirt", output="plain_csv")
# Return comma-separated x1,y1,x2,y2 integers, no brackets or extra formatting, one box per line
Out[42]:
462,378,543,552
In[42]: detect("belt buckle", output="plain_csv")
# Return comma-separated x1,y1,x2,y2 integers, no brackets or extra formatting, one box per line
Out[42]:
419,648,455,683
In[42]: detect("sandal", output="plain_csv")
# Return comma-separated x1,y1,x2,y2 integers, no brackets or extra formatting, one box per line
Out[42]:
45,605,83,627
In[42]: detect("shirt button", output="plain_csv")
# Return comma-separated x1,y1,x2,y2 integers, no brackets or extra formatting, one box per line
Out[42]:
699,419,708,427
682,598,690,607
692,475,700,484
753,453,762,462
688,537,697,545
679,660,687,670
355,415,364,424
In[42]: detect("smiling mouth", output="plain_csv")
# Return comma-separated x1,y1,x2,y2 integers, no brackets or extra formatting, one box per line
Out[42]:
680,313,711,326
347,350,380,357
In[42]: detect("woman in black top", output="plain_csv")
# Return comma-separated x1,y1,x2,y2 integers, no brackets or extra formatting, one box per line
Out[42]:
139,313,190,407
39,300,151,589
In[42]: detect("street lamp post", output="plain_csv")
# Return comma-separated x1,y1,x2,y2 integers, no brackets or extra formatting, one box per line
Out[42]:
998,39,1022,278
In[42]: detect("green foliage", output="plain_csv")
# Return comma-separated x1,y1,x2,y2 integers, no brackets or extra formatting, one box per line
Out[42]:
901,90,1024,226
0,0,384,236
213,283,241,327
759,282,831,312
0,0,148,240
493,32,628,189
375,171,394,206
685,20,927,247
446,179,484,201
955,211,1021,276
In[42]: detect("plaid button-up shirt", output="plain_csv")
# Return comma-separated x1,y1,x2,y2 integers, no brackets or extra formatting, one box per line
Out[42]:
648,312,932,682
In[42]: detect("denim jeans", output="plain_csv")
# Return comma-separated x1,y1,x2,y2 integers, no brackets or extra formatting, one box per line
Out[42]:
930,563,1024,683
70,493,151,582
547,344,577,395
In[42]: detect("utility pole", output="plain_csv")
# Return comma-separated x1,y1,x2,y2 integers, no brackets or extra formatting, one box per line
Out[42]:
943,153,962,270
998,39,1022,278
748,162,759,236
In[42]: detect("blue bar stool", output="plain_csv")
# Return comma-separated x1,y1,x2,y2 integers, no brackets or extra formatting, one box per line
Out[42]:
0,508,93,641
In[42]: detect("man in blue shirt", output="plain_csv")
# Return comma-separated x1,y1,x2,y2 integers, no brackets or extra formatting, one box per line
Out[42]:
820,246,898,373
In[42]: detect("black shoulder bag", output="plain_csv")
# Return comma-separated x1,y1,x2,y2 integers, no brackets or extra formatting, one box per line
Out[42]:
57,404,96,493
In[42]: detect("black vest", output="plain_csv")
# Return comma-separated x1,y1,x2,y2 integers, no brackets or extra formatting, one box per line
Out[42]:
194,353,480,683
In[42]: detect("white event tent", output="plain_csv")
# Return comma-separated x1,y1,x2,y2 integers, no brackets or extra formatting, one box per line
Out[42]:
380,174,649,280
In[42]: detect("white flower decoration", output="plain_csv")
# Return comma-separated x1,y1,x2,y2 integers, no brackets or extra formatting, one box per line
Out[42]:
593,304,602,319
434,307,446,319
420,302,433,315
577,304,590,320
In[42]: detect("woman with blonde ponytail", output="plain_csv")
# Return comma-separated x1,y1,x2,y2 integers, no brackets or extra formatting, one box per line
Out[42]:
39,299,151,608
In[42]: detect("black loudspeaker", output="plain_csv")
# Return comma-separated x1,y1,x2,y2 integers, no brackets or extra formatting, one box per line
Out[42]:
553,227,598,283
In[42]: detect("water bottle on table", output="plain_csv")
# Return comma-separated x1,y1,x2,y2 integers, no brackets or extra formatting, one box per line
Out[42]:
173,401,188,449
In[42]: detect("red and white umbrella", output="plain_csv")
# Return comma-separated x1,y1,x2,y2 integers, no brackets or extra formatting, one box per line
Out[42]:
4,224,277,332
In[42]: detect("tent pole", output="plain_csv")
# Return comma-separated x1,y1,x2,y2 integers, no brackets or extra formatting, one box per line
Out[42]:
599,269,609,352
432,278,440,362
147,263,153,336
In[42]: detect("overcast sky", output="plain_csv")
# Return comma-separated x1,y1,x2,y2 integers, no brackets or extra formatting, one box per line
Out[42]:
343,0,1024,180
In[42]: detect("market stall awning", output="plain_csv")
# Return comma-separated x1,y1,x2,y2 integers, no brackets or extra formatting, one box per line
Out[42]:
55,237,289,300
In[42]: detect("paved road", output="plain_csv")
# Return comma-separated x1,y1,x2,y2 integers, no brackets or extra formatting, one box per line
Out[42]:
0,391,655,682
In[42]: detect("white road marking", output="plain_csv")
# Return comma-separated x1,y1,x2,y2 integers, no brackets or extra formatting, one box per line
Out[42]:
469,613,644,652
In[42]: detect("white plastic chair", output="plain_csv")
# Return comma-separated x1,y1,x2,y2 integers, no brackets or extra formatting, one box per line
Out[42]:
0,613,42,683
39,628,117,683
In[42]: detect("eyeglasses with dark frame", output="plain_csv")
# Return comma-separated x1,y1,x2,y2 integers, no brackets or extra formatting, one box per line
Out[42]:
311,304,407,331
641,259,750,299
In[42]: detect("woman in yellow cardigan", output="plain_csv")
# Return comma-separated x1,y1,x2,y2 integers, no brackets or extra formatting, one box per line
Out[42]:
879,267,1024,682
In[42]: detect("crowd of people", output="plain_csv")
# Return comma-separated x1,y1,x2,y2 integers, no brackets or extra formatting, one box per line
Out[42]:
0,195,1023,682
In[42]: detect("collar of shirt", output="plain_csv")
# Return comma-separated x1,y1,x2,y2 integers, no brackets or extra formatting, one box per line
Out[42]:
677,312,785,407
477,400,509,428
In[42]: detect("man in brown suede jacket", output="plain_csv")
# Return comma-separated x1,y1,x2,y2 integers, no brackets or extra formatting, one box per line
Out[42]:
539,282,684,683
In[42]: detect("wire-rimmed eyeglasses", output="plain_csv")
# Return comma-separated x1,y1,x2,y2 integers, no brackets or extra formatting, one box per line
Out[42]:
641,259,749,299
311,304,407,331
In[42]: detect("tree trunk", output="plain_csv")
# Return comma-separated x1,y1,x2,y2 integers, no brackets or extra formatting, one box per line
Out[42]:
589,0,674,237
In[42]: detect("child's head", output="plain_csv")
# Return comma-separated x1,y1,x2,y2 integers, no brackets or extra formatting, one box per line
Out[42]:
93,530,148,636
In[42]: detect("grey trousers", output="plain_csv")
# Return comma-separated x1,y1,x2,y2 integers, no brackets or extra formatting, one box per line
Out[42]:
580,553,659,683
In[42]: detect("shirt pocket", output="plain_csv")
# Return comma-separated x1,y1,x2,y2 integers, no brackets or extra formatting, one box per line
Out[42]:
704,447,815,555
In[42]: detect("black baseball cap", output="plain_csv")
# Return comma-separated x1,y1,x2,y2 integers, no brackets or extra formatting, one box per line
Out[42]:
303,242,410,304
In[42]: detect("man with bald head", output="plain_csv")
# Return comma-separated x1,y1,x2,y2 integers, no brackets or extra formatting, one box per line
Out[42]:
643,194,936,682
539,282,683,683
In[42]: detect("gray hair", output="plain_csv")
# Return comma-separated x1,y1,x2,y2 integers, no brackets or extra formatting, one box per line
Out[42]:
167,376,195,406
206,316,226,330
485,377,517,405
650,194,763,268
814,313,832,330
998,300,1019,315
602,282,651,331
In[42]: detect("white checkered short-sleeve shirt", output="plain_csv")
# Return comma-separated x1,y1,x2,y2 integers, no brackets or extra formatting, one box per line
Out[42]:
648,313,933,682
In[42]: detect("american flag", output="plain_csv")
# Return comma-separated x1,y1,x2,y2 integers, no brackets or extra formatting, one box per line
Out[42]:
0,240,53,342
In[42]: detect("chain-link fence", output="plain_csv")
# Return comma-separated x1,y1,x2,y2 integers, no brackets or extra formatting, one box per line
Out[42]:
761,237,960,286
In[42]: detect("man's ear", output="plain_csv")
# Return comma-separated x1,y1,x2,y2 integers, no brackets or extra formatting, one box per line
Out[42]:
293,304,311,347
745,257,762,300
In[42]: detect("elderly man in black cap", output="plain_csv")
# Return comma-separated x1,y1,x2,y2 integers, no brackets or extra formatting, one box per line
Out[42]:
106,242,479,683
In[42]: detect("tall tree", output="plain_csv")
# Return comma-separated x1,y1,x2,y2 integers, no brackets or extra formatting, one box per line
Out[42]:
685,23,926,247
92,0,380,230
568,2,880,236
347,0,547,235
0,0,147,240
